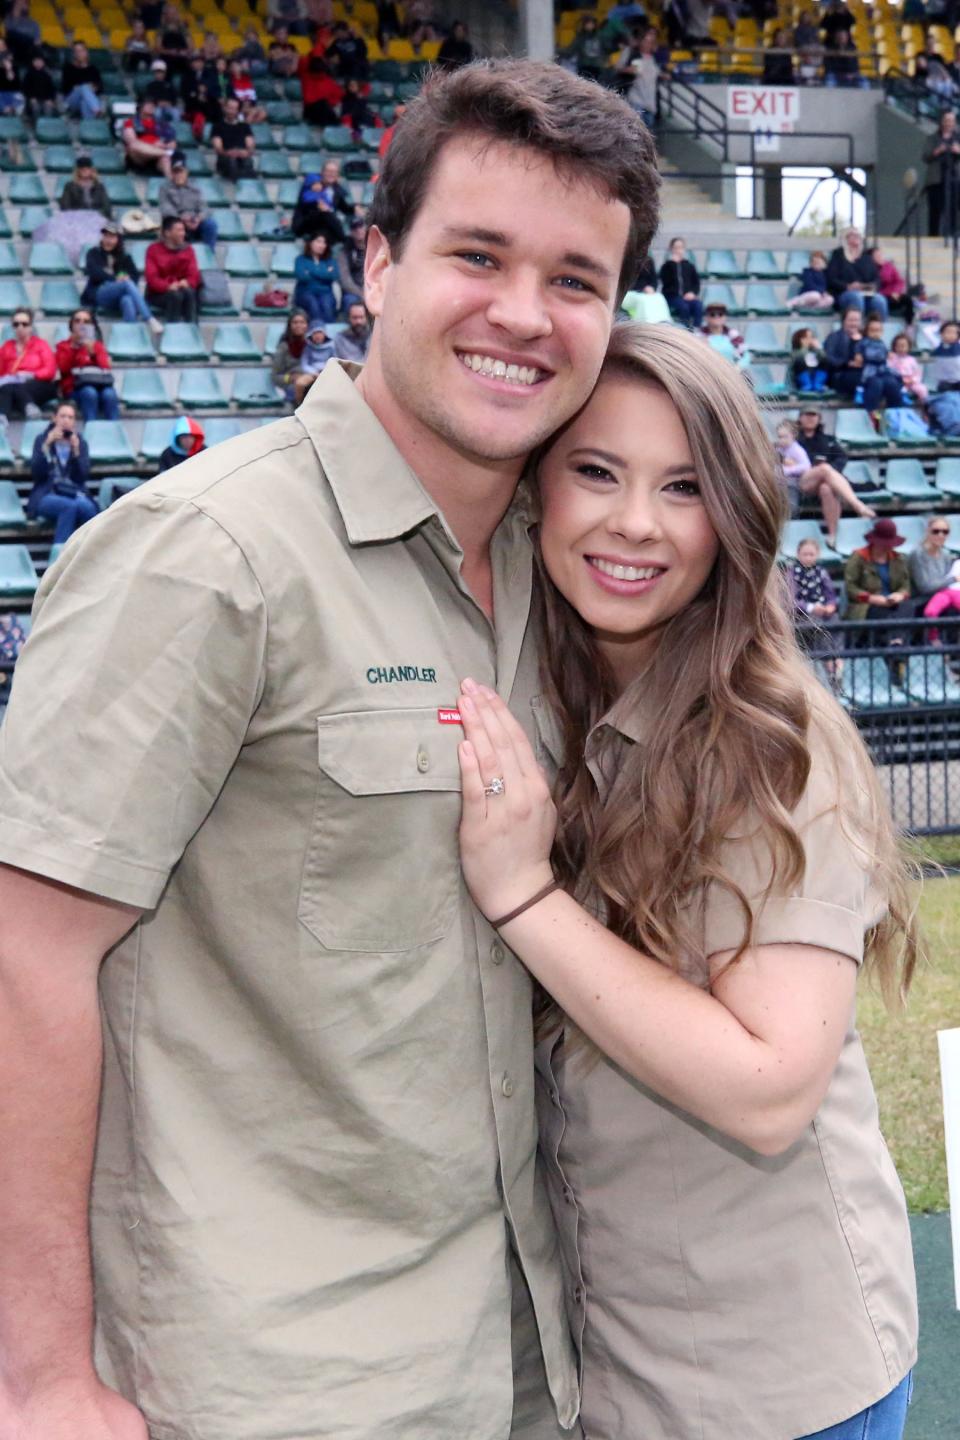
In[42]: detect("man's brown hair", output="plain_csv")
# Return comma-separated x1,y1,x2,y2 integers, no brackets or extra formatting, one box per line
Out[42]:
369,59,660,301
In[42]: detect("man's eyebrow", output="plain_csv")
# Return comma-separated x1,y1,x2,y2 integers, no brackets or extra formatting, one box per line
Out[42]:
440,225,512,247
559,251,615,282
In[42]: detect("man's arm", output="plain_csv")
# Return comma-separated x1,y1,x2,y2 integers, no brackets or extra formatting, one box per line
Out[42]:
0,865,147,1438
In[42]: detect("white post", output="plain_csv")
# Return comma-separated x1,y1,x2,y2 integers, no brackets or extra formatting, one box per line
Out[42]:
518,0,555,61
937,1026,960,1309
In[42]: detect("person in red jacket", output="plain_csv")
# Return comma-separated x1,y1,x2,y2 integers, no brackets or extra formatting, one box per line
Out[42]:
145,216,202,323
299,46,343,126
0,307,58,423
56,308,119,422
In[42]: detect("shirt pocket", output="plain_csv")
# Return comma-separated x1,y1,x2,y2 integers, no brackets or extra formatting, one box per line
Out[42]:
298,707,463,953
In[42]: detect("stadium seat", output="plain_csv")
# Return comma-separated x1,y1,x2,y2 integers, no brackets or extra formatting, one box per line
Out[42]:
235,179,272,209
840,655,910,708
178,369,230,408
745,283,786,315
295,153,326,175
884,407,932,446
0,279,29,314
253,209,291,237
45,147,78,174
103,175,140,206
0,241,18,275
160,323,209,362
204,418,254,446
0,209,11,239
39,280,83,316
705,248,742,278
780,518,825,561
283,124,314,151
109,322,156,362
35,118,63,145
360,127,384,153
934,456,960,496
140,419,174,461
342,156,374,182
119,369,170,409
0,545,38,597
274,180,300,210
244,282,289,313
830,517,874,557
746,249,782,278
210,209,247,240
905,651,960,704
251,124,279,151
224,243,267,277
0,116,27,143
884,458,942,502
260,152,294,179
89,148,123,175
212,323,260,361
78,118,113,146
701,282,738,313
743,321,787,358
98,476,145,508
264,320,286,353
0,480,26,527
844,459,892,502
233,368,279,406
264,102,297,125
271,243,297,278
29,242,73,276
191,244,218,270
0,430,14,467
199,177,229,206
322,126,355,152
750,364,788,397
9,174,48,205
173,124,198,151
835,409,882,448
17,207,52,238
84,421,137,465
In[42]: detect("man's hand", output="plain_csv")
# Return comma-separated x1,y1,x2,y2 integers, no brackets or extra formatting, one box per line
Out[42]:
0,1376,147,1440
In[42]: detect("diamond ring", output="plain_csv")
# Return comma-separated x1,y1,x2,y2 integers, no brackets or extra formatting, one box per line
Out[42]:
483,777,506,797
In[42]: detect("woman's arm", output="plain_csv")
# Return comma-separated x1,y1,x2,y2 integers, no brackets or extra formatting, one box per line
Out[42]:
456,683,858,1156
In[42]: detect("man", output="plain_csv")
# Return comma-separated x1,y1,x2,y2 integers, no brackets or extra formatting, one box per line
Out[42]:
158,151,219,249
61,39,104,119
925,108,960,239
144,57,181,128
267,23,299,77
332,299,371,361
0,59,658,1440
337,216,366,309
122,99,176,177
326,19,370,81
211,94,256,180
145,214,202,322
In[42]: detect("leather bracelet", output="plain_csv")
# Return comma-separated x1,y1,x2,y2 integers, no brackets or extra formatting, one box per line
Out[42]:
491,879,560,930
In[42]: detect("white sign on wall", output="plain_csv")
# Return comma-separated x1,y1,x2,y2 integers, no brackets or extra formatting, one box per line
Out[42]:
726,86,800,134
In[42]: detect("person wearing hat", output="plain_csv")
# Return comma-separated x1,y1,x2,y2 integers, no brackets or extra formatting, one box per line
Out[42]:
158,151,219,249
145,56,182,132
59,155,112,220
698,299,747,366
82,221,161,330
843,519,912,677
796,405,876,547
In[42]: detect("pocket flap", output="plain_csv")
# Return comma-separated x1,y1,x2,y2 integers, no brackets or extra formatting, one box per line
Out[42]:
316,707,463,796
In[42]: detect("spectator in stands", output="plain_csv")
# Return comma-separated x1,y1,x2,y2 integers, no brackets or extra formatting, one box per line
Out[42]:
820,0,857,46
564,15,607,81
823,308,877,407
823,30,861,87
56,309,119,423
293,234,339,323
21,53,58,119
292,161,357,244
233,27,269,77
82,220,160,330
59,156,112,219
0,40,23,115
762,29,794,84
617,27,659,128
123,100,176,178
793,10,821,49
268,0,312,37
887,332,928,404
699,301,747,366
406,0,438,44
157,3,191,80
339,77,378,134
632,253,658,292
790,327,829,391
337,217,366,311
198,56,234,131
271,308,310,403
326,22,370,83
0,308,57,422
775,419,811,511
157,414,206,471
924,110,960,238
292,319,336,403
299,46,343,125
333,302,371,363
145,215,202,323
139,0,164,24
856,312,905,411
268,26,300,78
793,404,876,544
844,519,912,677
26,401,97,544
786,249,833,311
61,40,104,120
159,152,219,249
438,21,474,70
0,613,28,694
145,59,182,131
909,516,954,611
211,96,257,181
913,32,959,101
921,558,960,642
376,1,402,44
123,18,154,73
3,0,40,68
825,227,888,318
378,99,406,159
868,245,914,324
658,236,702,328
929,317,960,390
789,536,842,687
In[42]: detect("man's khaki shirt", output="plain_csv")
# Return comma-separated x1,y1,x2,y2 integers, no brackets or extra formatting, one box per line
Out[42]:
0,363,577,1440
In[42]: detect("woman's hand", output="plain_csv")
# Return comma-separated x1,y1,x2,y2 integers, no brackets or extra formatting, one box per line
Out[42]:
456,679,556,922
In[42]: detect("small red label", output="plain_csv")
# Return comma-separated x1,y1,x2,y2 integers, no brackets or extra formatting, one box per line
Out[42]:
437,707,462,725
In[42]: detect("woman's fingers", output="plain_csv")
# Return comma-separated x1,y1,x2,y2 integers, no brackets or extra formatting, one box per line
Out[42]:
457,739,487,822
473,684,541,779
458,690,503,791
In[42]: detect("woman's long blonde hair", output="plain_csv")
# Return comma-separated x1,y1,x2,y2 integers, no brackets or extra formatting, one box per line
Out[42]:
535,323,917,1002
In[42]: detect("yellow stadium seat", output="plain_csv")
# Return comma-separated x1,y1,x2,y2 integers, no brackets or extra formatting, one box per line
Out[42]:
290,33,312,53
365,37,384,60
418,39,441,60
40,24,69,45
387,38,415,61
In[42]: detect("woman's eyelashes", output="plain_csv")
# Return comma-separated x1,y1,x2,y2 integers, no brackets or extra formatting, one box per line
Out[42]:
665,477,702,498
572,464,703,499
574,462,616,482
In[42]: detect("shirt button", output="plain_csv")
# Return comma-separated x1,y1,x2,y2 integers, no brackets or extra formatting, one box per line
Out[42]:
563,1185,573,1205
551,1089,561,1108
490,942,505,965
501,1073,514,1098
416,749,429,773
573,1284,584,1305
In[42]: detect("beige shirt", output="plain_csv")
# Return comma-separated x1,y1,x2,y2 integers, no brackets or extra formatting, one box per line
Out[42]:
0,363,577,1440
532,695,918,1440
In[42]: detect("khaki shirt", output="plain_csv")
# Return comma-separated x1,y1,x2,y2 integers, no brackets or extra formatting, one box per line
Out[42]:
0,363,577,1440
532,694,918,1440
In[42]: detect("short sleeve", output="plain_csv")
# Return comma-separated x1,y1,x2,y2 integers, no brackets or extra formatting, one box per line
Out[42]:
0,491,267,909
703,726,886,966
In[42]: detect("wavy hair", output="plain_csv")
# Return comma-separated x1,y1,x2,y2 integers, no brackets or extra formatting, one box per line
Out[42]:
535,323,918,1003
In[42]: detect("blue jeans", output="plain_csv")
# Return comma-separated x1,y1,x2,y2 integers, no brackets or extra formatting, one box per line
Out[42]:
668,295,703,327
294,285,337,323
192,215,218,248
839,289,889,320
36,492,99,544
64,84,102,118
74,383,119,422
797,1372,912,1440
94,279,152,323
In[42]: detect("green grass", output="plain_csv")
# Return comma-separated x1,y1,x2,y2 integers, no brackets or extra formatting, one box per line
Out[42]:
859,874,960,1212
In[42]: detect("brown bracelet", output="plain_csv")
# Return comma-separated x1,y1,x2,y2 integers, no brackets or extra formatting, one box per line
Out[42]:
491,880,561,930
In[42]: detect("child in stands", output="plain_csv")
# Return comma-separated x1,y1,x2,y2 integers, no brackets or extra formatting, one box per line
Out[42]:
790,326,830,392
776,419,811,512
928,319,960,392
786,250,834,311
157,415,206,472
790,535,843,688
887,332,928,405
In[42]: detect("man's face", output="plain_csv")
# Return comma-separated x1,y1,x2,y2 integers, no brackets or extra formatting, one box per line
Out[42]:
172,163,187,184
74,43,88,64
166,221,186,248
224,99,239,121
945,113,957,138
322,162,340,186
348,304,368,335
363,137,630,469
141,102,155,122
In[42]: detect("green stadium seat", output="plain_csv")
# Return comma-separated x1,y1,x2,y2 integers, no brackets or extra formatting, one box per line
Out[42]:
177,369,229,408
0,480,26,527
884,458,942,502
140,418,173,461
0,545,38,597
204,418,252,446
84,421,137,465
780,518,825,562
224,242,267,277
271,243,297,278
840,655,910,708
244,282,289,314
265,102,297,125
750,364,788,397
743,321,787,358
0,241,18,275
17,206,52,238
705,248,742,278
9,174,47,205
787,251,811,277
0,117,27,143
35,118,63,144
233,368,279,406
830,516,873,557
124,240,150,270
173,123,199,151
360,127,384,152
39,280,83,316
119,369,170,409
934,456,960,496
884,407,932,447
198,176,229,206
191,243,218,270
253,209,290,237
283,124,314,151
18,420,46,461
29,242,73,275
264,320,286,353
0,430,14,467
251,123,278,151
98,476,145,508
746,249,782,278
256,76,282,100
260,151,294,179
0,209,11,239
45,146,78,173
843,459,892,502
835,409,882,448
276,180,302,209
210,208,247,240
235,179,272,209
89,147,123,175
373,59,405,82
160,323,209,361
103,175,139,206
199,284,239,317
108,322,155,362
342,155,373,181
701,282,738,313
212,323,260,360
745,283,787,315
78,118,113,145
295,152,326,174
322,126,356,152
0,279,29,314
101,73,129,98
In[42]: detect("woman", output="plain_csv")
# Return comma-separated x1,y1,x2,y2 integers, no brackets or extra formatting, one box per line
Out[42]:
908,515,953,609
824,306,900,412
825,226,888,319
455,324,918,1440
82,221,158,329
0,309,57,422
59,155,112,218
658,235,702,327
27,400,98,544
55,309,119,422
795,404,875,545
844,517,912,680
293,234,339,324
270,308,309,403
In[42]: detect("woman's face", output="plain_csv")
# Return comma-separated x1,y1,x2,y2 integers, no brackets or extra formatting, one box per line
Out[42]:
669,239,685,261
310,236,328,258
102,229,118,250
797,540,819,568
72,312,93,338
842,309,862,337
845,228,862,254
11,313,32,340
290,313,308,338
928,520,950,551
538,376,720,684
